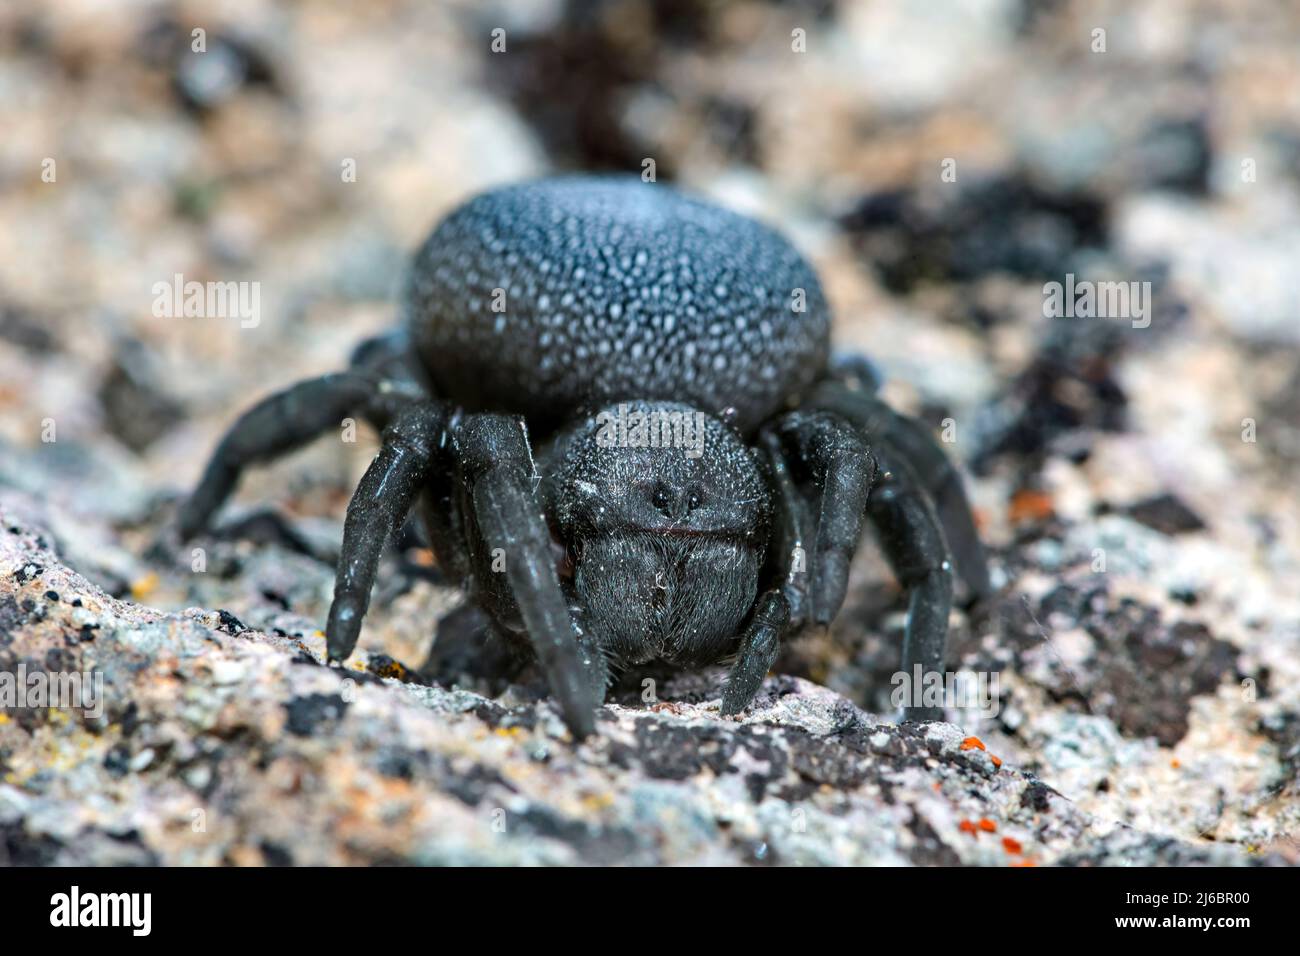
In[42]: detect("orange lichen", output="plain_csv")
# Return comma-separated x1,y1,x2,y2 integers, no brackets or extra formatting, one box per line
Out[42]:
370,658,409,681
961,735,1003,768
130,572,160,600
581,792,615,812
1002,836,1023,854
1009,858,1037,868
978,818,997,832
1008,489,1055,524
958,819,978,835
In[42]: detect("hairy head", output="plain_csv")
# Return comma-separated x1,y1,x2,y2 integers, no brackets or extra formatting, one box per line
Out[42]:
544,401,771,668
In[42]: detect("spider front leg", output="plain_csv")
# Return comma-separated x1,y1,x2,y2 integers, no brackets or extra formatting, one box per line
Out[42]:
867,446,955,723
453,414,602,739
714,411,872,718
771,411,875,626
326,402,447,661
759,430,814,627
720,589,791,715
715,428,822,715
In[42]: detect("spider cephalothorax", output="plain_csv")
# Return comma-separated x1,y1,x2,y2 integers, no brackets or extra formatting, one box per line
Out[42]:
179,175,991,738
545,400,772,673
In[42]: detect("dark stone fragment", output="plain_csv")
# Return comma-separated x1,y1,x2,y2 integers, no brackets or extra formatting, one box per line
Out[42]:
260,841,293,866
970,319,1128,473
1020,780,1058,812
12,564,41,584
907,812,963,866
511,806,640,866
1099,617,1238,746
103,744,131,778
0,596,27,646
840,171,1110,292
0,305,57,353
284,693,348,737
97,339,185,454
609,719,739,780
0,822,63,866
1258,712,1300,785
139,17,282,116
785,727,874,789
43,647,76,672
119,701,140,737
470,700,539,732
1133,116,1213,195
215,610,247,635
437,759,516,808
1125,493,1206,535
374,746,430,782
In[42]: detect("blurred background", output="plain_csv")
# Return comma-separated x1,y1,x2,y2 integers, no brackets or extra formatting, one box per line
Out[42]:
2,0,1299,849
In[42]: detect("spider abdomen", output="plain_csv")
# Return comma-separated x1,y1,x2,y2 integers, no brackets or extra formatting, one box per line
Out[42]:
405,175,832,436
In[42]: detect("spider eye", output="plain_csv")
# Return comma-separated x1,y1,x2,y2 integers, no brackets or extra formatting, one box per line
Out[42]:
651,486,671,511
687,492,702,512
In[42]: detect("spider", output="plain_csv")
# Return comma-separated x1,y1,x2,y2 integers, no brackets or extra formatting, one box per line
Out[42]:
179,175,991,739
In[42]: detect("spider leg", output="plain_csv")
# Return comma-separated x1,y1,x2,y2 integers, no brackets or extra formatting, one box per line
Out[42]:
178,371,422,539
418,600,524,687
808,380,991,600
868,445,954,723
325,402,447,662
568,604,612,706
876,422,989,600
759,430,815,627
720,589,791,715
717,431,813,714
772,411,876,626
454,413,599,739
829,350,884,393
348,327,419,381
208,508,337,564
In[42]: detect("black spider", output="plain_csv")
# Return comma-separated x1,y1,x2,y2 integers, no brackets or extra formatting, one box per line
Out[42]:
178,175,991,739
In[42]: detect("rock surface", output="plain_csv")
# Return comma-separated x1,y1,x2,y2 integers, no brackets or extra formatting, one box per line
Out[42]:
0,493,1277,866
2,0,1300,866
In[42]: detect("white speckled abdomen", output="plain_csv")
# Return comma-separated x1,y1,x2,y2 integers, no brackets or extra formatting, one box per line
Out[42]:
405,176,831,436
